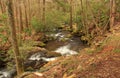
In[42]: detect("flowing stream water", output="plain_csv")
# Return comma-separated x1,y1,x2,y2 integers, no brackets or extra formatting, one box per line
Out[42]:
0,31,86,78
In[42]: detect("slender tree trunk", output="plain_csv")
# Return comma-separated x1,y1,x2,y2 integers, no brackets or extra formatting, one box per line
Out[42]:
0,0,3,13
80,0,86,32
110,0,116,29
19,2,23,32
8,0,24,76
14,0,19,28
13,0,18,29
24,0,29,28
38,0,41,21
0,0,5,13
70,0,73,31
42,0,46,26
28,0,31,22
85,0,89,36
27,0,32,30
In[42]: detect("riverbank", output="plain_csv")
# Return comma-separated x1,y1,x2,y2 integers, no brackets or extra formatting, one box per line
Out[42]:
23,24,120,78
0,30,88,78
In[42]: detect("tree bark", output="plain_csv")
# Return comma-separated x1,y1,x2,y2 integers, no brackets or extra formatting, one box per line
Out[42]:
0,0,6,13
14,0,19,30
8,0,24,76
110,0,116,29
24,0,29,28
80,0,86,32
19,1,23,32
42,0,46,25
28,0,31,22
38,0,42,21
70,0,73,31
0,0,4,13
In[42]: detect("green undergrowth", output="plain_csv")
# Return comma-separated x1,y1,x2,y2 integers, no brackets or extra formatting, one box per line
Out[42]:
113,48,120,53
7,40,46,68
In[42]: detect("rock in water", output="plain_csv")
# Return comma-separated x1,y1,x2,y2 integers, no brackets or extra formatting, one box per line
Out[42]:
0,69,16,78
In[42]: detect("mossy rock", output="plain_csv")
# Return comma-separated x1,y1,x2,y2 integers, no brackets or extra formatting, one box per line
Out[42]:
26,66,34,71
45,52,61,58
33,41,46,47
60,38,69,42
66,34,72,38
81,36,89,41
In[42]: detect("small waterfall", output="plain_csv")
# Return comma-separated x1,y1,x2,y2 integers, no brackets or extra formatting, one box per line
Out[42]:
29,52,42,61
41,57,57,62
0,71,10,78
54,44,78,56
0,69,16,78
29,44,78,62
29,52,57,61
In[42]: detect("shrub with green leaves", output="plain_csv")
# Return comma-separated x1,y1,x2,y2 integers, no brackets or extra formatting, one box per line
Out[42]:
0,33,8,45
0,13,7,20
31,10,69,33
45,10,67,31
31,18,44,33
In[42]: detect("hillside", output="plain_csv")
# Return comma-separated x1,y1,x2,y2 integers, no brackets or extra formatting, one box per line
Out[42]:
23,24,120,78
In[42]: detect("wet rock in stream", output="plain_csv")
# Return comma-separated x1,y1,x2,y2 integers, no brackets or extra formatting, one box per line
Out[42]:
24,48,61,70
0,68,16,78
0,48,61,78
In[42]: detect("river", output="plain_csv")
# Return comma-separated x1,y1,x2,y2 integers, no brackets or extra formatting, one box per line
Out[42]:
0,31,86,78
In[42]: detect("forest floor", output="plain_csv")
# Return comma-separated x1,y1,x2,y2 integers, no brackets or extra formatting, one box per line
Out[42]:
23,23,120,78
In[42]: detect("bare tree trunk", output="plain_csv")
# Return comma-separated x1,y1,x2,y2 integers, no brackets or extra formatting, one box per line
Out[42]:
42,0,46,26
14,0,19,28
8,0,24,76
110,0,116,29
80,0,86,33
28,0,31,22
0,0,5,13
70,0,73,31
0,0,4,13
24,0,29,28
85,0,89,36
19,1,23,32
38,0,41,21
27,0,32,30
